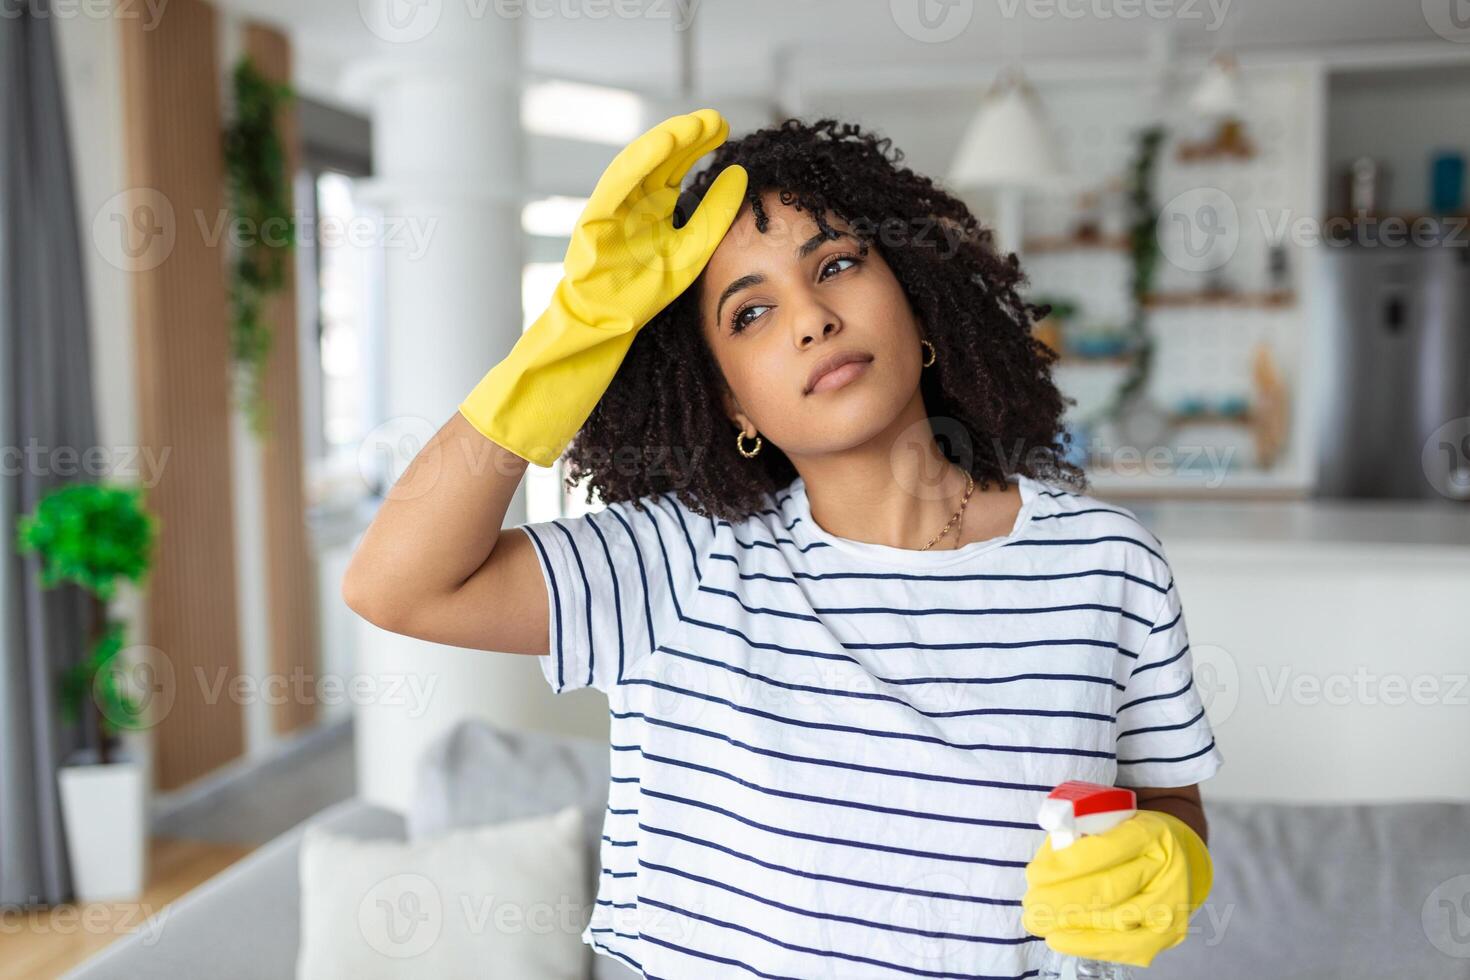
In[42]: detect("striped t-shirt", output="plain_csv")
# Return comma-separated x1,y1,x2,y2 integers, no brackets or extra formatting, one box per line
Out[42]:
521,472,1223,980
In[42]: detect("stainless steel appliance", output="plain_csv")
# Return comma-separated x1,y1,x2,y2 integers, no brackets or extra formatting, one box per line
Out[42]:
1316,231,1470,500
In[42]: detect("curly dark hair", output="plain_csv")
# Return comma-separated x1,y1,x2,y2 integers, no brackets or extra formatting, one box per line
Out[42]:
562,116,1085,522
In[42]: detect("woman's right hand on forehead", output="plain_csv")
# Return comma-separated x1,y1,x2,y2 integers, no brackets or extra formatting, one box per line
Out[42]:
565,108,749,326
456,109,748,468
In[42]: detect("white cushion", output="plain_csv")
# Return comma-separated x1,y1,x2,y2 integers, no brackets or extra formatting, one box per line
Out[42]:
297,803,591,979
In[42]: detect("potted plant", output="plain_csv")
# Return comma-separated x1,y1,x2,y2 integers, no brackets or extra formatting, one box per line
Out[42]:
16,481,157,901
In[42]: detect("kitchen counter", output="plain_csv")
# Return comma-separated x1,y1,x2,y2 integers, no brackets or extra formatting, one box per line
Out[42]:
314,483,1470,560
1109,494,1470,804
1114,495,1470,559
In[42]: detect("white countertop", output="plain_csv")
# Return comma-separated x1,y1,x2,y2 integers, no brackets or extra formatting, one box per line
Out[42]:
1117,495,1470,556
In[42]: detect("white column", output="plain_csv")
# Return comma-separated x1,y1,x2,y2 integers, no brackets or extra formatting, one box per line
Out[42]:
340,10,575,812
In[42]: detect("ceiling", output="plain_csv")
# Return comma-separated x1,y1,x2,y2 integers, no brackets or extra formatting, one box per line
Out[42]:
218,0,1453,110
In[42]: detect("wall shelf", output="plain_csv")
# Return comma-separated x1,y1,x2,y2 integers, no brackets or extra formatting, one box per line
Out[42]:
1055,353,1137,367
1023,234,1130,253
1168,411,1254,427
1142,290,1296,309
1319,212,1470,245
1174,143,1257,163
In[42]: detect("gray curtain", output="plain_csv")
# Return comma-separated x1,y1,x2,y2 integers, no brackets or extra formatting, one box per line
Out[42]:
1,0,101,906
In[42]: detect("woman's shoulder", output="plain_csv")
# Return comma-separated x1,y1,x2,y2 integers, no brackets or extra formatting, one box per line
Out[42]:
590,488,731,552
1020,473,1172,574
621,482,790,528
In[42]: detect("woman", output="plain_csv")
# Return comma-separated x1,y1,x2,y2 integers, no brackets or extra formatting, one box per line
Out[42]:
344,108,1221,979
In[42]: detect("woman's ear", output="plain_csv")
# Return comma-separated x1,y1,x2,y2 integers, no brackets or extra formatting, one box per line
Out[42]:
720,387,749,434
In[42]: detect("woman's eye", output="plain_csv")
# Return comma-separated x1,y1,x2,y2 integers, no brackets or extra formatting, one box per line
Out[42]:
731,304,768,333
822,255,858,278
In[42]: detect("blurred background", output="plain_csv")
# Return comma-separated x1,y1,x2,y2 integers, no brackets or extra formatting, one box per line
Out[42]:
3,1,1468,978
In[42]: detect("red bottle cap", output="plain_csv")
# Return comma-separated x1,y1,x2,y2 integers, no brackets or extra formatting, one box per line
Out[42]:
1046,780,1138,817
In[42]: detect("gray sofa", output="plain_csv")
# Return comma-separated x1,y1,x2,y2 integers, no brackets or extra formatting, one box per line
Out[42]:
64,720,1470,979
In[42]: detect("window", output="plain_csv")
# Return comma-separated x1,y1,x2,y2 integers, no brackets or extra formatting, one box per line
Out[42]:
294,162,383,509
316,171,376,461
522,81,642,145
296,98,379,509
522,189,606,521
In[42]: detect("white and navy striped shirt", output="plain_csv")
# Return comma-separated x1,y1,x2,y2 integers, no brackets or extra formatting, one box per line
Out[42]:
522,472,1223,979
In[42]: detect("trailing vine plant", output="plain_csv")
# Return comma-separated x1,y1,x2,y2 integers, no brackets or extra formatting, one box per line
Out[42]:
1080,124,1166,430
223,55,295,438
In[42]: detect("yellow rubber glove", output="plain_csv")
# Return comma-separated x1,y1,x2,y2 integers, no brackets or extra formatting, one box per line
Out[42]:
1021,809,1213,968
458,108,749,466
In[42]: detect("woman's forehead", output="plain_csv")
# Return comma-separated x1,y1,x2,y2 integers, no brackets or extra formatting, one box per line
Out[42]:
711,195,849,266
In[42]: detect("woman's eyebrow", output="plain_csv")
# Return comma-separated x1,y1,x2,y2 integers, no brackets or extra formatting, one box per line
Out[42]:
714,230,853,325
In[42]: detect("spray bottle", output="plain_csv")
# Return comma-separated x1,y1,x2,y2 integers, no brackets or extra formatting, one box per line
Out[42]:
1035,781,1139,980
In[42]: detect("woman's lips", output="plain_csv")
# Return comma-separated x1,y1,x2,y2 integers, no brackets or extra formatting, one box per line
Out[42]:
807,357,872,394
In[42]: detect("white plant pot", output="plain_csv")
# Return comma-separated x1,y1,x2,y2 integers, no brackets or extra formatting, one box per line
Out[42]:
57,753,148,901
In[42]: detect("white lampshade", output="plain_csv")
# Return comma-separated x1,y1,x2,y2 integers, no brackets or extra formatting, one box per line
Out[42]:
1189,53,1244,118
950,68,1068,189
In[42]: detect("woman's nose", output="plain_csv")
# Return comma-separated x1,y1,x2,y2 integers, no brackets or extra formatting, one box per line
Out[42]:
799,317,841,348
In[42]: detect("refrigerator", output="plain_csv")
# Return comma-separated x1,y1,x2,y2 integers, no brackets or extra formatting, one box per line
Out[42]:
1316,234,1470,501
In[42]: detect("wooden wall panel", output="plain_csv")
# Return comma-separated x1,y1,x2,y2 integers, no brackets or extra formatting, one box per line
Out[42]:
118,0,245,789
243,23,319,737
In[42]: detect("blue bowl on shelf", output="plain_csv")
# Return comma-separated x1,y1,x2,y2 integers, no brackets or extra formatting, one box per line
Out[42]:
1174,396,1207,417
1068,336,1129,359
1217,395,1251,417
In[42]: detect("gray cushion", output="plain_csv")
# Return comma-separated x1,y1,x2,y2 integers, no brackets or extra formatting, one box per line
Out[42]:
1143,799,1470,980
408,721,610,888
407,719,639,980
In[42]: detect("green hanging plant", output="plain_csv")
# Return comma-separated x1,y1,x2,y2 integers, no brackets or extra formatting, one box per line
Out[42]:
223,54,296,439
16,482,158,764
1076,124,1166,430
1116,124,1166,413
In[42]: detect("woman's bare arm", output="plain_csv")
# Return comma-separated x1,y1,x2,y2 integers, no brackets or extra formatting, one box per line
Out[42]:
340,412,550,654
1135,784,1208,846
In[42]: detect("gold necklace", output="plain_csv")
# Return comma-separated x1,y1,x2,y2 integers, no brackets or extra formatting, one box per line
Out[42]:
921,470,975,551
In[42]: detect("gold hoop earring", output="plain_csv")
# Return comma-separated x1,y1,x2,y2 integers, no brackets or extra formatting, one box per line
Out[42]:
920,339,936,368
736,430,763,458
